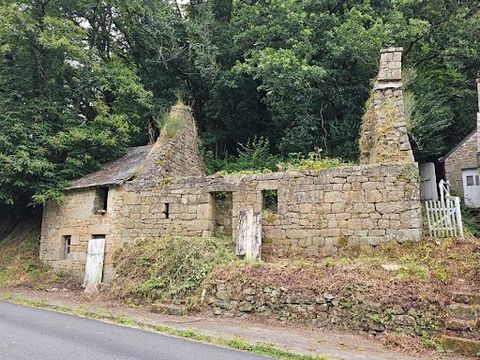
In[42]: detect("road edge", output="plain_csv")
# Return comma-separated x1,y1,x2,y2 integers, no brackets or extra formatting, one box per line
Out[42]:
0,292,329,360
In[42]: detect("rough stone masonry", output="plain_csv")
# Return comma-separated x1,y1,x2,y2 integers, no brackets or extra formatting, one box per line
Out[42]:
40,48,422,282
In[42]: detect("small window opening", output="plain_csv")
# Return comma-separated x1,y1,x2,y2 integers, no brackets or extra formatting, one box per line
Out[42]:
92,234,106,240
262,190,278,213
63,235,72,258
211,191,233,236
476,175,479,186
94,187,109,214
163,203,170,219
466,175,474,187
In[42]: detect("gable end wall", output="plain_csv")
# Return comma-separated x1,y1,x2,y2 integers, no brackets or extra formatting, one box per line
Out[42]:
444,133,477,198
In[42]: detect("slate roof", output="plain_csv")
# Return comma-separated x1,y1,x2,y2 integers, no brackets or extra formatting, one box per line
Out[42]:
438,130,476,163
67,145,152,190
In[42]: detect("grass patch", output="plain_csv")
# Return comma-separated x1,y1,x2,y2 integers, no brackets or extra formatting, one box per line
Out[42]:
0,219,76,290
111,235,235,305
0,220,52,288
277,152,352,172
0,294,327,360
162,113,184,137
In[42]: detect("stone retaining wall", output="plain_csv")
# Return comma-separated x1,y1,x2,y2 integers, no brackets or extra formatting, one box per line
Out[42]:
203,279,438,337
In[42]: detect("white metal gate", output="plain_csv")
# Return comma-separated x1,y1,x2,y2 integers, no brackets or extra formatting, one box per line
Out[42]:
425,180,464,238
83,236,106,287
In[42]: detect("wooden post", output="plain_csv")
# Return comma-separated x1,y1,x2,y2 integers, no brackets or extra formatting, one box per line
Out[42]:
235,208,262,260
454,197,464,238
236,209,249,256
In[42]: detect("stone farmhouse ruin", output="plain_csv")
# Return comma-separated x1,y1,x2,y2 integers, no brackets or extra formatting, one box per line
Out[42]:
40,48,423,284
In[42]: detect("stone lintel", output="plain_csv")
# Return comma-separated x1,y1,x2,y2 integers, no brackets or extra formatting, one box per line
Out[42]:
374,82,403,91
380,47,404,54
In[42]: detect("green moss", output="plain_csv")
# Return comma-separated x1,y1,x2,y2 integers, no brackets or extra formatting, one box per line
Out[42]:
399,163,421,183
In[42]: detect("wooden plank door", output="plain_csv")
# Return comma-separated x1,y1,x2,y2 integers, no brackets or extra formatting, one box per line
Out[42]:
83,237,106,287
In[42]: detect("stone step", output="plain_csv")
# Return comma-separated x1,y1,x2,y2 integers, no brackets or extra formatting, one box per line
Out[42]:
440,335,480,357
447,304,479,321
445,318,479,332
150,303,187,316
452,292,480,305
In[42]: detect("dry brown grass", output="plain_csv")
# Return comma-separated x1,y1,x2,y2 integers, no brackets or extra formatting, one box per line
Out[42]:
0,219,75,290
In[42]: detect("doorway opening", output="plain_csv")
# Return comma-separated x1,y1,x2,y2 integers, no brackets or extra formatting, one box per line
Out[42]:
211,191,233,236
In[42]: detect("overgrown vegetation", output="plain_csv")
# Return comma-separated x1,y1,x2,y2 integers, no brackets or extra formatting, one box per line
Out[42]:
205,138,351,175
461,206,480,237
205,237,480,349
0,220,70,289
1,0,479,212
111,236,235,305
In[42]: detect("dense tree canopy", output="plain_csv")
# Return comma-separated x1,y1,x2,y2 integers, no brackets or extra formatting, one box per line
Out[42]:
0,0,479,210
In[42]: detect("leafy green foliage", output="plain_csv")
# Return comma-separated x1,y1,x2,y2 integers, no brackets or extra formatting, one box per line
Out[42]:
111,236,235,304
1,0,479,211
205,137,280,174
0,0,153,207
278,151,352,172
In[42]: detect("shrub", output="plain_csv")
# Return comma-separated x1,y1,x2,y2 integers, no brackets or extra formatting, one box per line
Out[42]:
111,236,235,304
277,150,352,172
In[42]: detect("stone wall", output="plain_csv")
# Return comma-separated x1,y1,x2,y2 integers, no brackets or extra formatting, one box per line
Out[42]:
42,162,422,280
359,48,414,165
113,162,422,258
203,279,439,338
444,132,477,198
476,78,480,166
40,187,121,281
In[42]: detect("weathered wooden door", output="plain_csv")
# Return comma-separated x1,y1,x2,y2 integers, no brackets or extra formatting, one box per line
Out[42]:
462,168,480,208
83,237,106,287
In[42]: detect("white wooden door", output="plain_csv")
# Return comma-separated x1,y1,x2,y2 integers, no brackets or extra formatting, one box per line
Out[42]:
83,237,106,287
462,168,480,208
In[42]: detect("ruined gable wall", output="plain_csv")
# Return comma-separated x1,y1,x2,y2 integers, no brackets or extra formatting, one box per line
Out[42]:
136,104,205,184
359,48,414,164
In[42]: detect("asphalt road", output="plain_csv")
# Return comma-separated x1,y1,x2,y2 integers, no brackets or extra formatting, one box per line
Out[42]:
0,301,269,360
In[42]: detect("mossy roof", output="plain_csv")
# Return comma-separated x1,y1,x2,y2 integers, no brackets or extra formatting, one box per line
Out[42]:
67,145,152,190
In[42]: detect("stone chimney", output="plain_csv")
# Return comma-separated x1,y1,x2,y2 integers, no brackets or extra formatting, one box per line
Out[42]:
376,47,403,85
359,47,415,165
135,103,205,187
